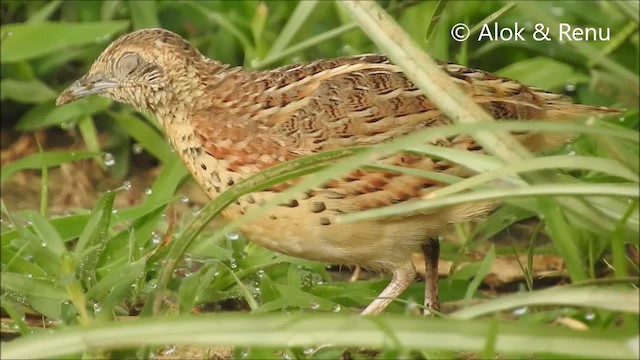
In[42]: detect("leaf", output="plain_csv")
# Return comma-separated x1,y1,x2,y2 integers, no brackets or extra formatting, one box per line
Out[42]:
0,21,129,63
496,57,589,90
85,258,145,300
0,79,57,103
451,286,640,319
15,97,112,130
128,1,160,29
463,246,495,306
3,313,636,359
74,191,116,288
28,212,67,259
1,151,99,185
267,1,318,56
107,111,175,164
0,272,67,301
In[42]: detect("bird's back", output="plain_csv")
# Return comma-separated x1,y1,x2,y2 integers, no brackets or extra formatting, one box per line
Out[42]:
175,54,618,270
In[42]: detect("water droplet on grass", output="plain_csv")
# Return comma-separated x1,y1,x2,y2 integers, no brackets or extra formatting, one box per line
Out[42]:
564,83,576,93
332,304,342,312
150,232,161,245
121,180,132,191
226,232,240,241
144,188,153,195
132,143,143,154
180,195,190,203
310,301,320,310
512,306,528,316
103,153,115,167
160,345,176,356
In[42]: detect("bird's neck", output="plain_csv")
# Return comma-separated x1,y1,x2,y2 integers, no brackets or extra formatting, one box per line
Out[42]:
152,59,238,127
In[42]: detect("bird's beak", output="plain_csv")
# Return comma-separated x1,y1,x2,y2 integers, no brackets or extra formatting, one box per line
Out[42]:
56,73,117,106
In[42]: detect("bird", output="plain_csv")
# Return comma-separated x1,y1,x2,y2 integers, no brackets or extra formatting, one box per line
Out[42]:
56,28,619,315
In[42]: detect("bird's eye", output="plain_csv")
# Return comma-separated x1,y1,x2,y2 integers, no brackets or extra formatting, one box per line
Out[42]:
117,53,143,77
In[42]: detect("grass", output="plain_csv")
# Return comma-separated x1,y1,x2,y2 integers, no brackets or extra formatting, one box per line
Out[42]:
1,0,639,359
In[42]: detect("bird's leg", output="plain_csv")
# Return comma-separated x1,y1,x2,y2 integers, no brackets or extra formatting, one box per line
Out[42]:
350,266,362,282
360,261,416,315
421,238,440,315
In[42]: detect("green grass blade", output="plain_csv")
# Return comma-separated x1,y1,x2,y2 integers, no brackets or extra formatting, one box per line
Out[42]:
1,150,100,185
28,212,66,259
0,272,67,301
74,191,116,288
1,313,636,359
451,286,640,319
463,246,495,306
128,1,160,29
338,183,639,223
267,0,319,57
107,111,175,164
538,198,587,282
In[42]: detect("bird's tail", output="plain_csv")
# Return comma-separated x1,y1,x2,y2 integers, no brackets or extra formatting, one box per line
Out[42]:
521,94,624,152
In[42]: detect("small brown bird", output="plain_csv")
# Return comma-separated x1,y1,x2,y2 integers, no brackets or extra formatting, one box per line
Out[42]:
57,28,617,315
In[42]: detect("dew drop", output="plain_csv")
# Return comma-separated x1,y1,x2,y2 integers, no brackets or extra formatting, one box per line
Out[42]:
564,83,577,95
332,304,342,312
144,188,153,195
161,345,176,356
512,306,528,316
226,232,240,241
121,180,132,191
180,195,190,203
310,301,320,310
150,232,161,245
103,153,115,167
303,347,315,355
93,303,102,313
584,312,595,321
132,143,143,154
111,209,118,214
230,259,238,269
95,34,111,44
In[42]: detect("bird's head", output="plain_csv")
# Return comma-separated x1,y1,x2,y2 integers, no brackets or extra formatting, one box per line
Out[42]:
56,28,210,114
